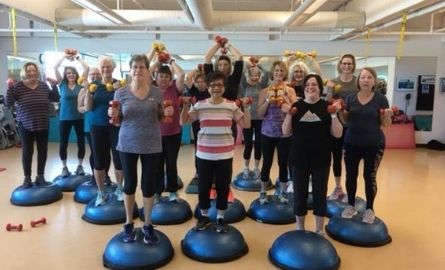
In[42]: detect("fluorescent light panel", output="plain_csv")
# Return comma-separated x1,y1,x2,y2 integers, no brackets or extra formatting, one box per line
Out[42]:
71,0,131,25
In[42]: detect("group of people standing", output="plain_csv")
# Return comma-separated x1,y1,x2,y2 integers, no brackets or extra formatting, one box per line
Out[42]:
5,39,393,243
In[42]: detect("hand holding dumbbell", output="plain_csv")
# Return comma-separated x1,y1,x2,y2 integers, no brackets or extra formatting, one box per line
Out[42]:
108,100,121,125
64,48,78,61
88,83,98,93
30,217,46,228
6,223,23,231
162,100,174,123
235,96,253,107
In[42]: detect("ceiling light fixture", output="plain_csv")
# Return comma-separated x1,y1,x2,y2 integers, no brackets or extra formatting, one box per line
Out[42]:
71,0,131,25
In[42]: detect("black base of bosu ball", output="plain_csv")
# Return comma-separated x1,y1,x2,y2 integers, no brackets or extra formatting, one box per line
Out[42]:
326,196,366,217
232,170,273,192
53,173,92,192
185,176,199,194
83,194,139,225
103,228,174,270
326,214,392,247
247,195,295,224
74,181,117,204
181,224,249,263
10,182,63,206
139,197,192,225
269,230,340,270
194,199,246,223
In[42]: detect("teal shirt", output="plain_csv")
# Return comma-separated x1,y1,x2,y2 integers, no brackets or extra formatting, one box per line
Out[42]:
59,82,83,121
90,82,117,126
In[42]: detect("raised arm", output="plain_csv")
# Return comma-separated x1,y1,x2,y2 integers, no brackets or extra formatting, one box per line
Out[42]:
204,43,221,64
170,59,185,93
186,69,197,89
227,42,243,61
78,57,90,80
53,54,67,83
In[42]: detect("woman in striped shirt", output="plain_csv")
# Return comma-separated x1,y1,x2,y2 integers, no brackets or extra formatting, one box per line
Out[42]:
181,71,251,233
6,62,60,188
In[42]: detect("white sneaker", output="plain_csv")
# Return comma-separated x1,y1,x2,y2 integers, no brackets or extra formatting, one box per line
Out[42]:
94,192,107,207
168,192,179,202
259,192,268,205
242,167,249,179
114,186,124,201
153,193,160,204
362,209,376,224
253,168,261,179
341,205,358,219
328,187,346,200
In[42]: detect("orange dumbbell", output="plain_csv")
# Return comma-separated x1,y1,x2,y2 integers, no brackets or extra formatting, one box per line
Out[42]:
162,100,173,123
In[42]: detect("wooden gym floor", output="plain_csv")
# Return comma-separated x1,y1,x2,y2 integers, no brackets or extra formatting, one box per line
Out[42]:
0,143,444,270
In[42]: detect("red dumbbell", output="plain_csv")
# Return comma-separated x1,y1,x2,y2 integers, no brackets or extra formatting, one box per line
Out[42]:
30,217,46,228
289,107,298,115
327,105,338,114
6,223,23,231
158,51,171,63
220,37,228,46
214,35,222,44
109,100,121,125
162,100,173,123
220,47,228,55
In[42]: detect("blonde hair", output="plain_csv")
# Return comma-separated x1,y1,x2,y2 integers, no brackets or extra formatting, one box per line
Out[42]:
270,61,288,81
288,61,309,81
98,56,116,69
20,62,40,80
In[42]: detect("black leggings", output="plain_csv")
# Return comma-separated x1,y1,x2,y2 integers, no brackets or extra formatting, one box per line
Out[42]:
344,143,385,210
192,120,200,173
261,135,290,183
59,119,85,160
90,125,122,170
293,166,330,217
119,152,161,197
18,122,48,177
243,120,262,160
85,132,110,175
331,127,346,177
197,157,232,211
155,132,182,194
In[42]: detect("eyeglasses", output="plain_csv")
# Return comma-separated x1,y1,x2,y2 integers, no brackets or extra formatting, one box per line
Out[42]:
209,83,224,88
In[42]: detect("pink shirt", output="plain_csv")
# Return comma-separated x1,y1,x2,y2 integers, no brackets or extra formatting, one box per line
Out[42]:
160,82,181,136
190,99,243,160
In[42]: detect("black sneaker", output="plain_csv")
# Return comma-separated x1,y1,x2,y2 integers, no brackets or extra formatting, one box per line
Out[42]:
194,216,211,231
35,175,47,186
142,224,159,245
21,176,32,189
122,223,136,243
215,218,228,233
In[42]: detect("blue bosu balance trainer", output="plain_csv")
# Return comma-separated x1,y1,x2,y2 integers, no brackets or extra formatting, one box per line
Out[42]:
326,196,367,217
326,213,392,247
247,195,295,224
269,230,340,270
194,199,246,223
181,224,248,263
74,180,116,204
53,173,92,192
83,193,138,225
232,170,273,192
103,227,174,269
10,182,63,206
139,196,192,225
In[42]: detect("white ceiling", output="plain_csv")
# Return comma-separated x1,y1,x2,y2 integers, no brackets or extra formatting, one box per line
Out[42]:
0,0,444,41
